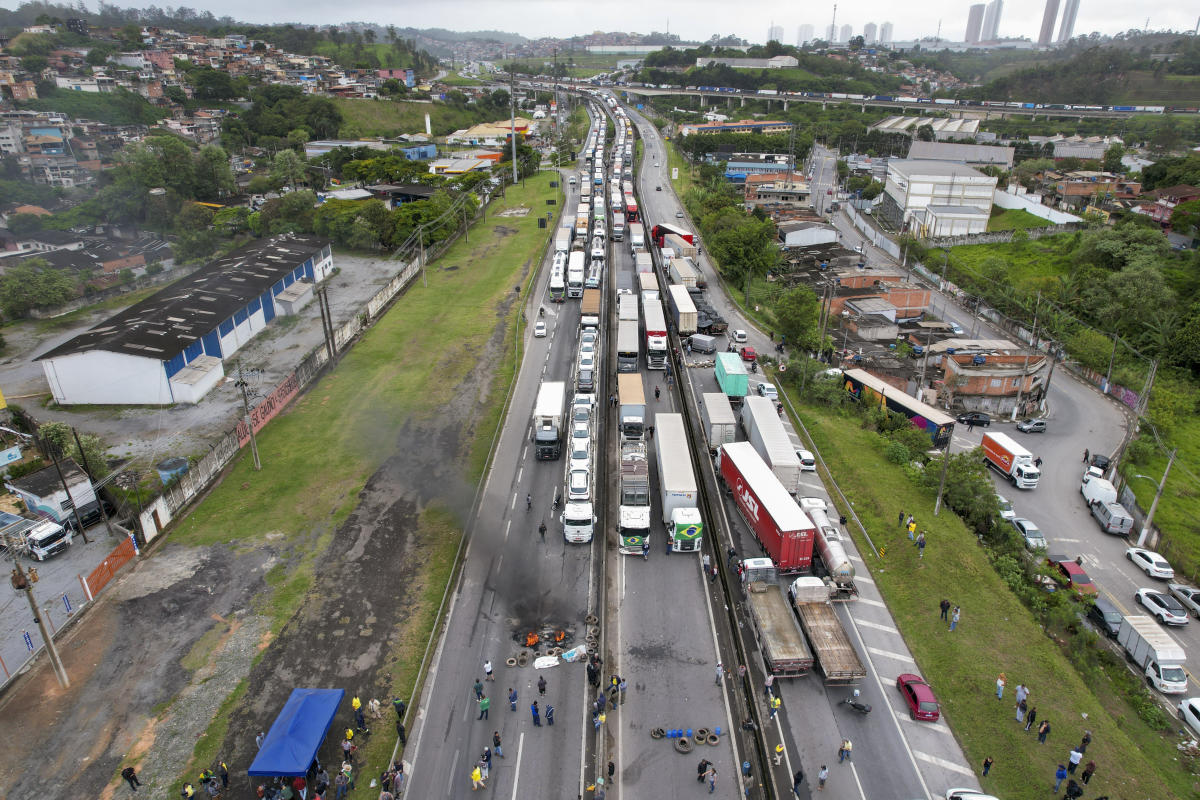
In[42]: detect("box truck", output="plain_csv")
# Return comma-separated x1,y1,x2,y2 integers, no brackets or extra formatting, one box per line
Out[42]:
655,413,702,552
618,441,652,554
533,382,565,460
667,284,697,334
715,352,749,405
742,396,802,494
581,288,601,331
700,392,737,451
718,442,815,571
1118,615,1188,694
982,431,1040,489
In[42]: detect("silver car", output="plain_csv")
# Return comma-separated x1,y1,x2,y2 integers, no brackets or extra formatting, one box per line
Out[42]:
568,468,591,502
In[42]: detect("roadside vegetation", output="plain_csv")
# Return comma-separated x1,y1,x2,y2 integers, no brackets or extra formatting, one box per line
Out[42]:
774,372,1193,799
170,171,561,791
334,89,520,138
986,208,1052,231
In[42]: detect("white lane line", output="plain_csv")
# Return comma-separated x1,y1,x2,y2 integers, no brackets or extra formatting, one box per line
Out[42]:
497,554,503,572
509,732,525,800
854,596,886,608
447,748,460,796
510,494,516,511
521,445,528,461
505,519,511,542
866,646,916,665
914,749,976,775
855,618,899,634
516,467,524,484
853,573,875,586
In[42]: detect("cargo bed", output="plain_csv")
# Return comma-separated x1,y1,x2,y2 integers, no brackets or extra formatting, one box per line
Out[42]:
746,581,813,676
794,600,865,683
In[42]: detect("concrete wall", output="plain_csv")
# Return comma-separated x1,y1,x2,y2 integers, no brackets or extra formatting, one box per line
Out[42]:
993,188,1082,224
41,350,172,405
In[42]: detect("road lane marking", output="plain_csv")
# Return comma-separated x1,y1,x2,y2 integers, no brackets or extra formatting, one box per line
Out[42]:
854,596,886,608
505,519,511,542
853,573,875,586
914,749,975,774
509,732,525,800
866,645,916,664
856,618,899,634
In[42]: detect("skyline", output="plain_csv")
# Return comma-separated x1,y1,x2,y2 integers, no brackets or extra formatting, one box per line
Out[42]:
149,0,1199,44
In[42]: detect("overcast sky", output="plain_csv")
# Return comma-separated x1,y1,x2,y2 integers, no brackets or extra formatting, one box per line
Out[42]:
179,0,1196,44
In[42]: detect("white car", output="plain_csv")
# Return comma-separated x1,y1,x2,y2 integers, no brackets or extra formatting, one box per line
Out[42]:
1127,547,1175,580
796,449,817,472
731,329,748,343
653,162,660,167
1168,583,1200,617
756,382,778,401
534,321,547,338
578,353,595,372
996,494,1015,520
568,468,591,502
579,340,596,358
1180,697,1200,736
945,791,999,800
1136,588,1190,626
569,437,590,471
581,331,597,346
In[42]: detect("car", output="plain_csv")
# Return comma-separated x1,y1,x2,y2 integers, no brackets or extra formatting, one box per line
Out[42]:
740,346,757,362
1127,547,1175,580
1045,556,1098,597
534,321,547,338
577,368,595,393
653,162,660,167
1011,518,1046,551
579,340,596,357
1167,583,1200,617
956,411,991,427
581,330,597,346
947,322,965,336
731,329,749,343
996,494,1015,521
796,449,817,472
1136,588,1189,625
578,353,595,372
1016,418,1047,433
1087,595,1124,638
572,403,591,425
756,383,778,401
675,211,684,218
895,673,940,721
945,791,1000,800
1180,697,1200,737
656,185,662,191
1090,453,1111,470
569,437,590,470
568,468,591,502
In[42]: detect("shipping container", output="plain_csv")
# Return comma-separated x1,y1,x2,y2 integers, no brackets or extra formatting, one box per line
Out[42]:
718,442,815,571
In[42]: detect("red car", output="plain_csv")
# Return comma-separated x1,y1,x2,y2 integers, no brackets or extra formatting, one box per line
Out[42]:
740,346,757,363
1046,556,1099,598
896,673,940,721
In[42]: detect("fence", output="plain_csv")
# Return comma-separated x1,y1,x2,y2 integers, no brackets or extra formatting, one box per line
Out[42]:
843,205,902,259
81,536,138,599
928,224,1082,248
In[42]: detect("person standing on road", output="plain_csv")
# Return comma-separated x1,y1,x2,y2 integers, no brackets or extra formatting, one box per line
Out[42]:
641,540,649,560
1083,449,1089,463
484,660,494,681
531,701,541,726
121,766,141,792
792,769,805,797
538,521,546,540
940,598,951,620
838,739,852,763
706,766,717,794
702,553,711,574
509,687,518,711
473,679,484,700
769,695,782,720
817,766,829,791
546,704,555,725
538,676,547,696
493,731,504,758
477,694,490,720
470,765,486,791
714,662,723,685
764,674,775,698
697,759,712,783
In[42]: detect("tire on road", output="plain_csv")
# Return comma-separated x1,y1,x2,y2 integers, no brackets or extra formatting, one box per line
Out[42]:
674,736,694,754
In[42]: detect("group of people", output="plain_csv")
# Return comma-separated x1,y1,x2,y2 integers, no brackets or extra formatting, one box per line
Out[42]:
899,511,928,560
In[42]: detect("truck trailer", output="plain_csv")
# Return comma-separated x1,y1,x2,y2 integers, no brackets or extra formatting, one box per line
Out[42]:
700,392,737,452
580,288,601,331
790,576,867,683
667,284,697,334
718,442,815,572
798,497,856,597
655,413,703,552
669,257,700,289
715,352,749,405
741,396,802,494
618,441,652,554
533,382,566,460
618,373,646,441
1118,615,1188,694
741,558,814,676
981,431,1040,489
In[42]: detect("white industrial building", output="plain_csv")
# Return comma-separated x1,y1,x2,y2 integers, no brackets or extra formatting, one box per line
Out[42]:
879,159,998,236
778,221,837,248
37,234,333,406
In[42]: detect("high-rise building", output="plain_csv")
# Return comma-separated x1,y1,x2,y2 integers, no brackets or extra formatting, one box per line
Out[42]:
798,24,815,45
863,22,878,44
1057,0,1079,42
879,21,894,44
826,24,838,42
768,23,785,43
840,24,853,42
981,0,1003,40
965,4,985,43
1038,0,1060,46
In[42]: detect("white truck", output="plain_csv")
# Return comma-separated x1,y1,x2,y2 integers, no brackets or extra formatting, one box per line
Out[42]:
655,413,703,553
700,393,737,452
669,257,699,289
533,382,566,460
618,441,652,554
628,222,645,252
555,228,572,254
635,252,654,274
562,501,595,544
3,516,73,561
981,431,1040,489
1118,615,1188,694
742,396,802,493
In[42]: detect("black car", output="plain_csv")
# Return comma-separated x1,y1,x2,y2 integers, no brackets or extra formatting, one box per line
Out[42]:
1090,453,1111,470
1087,595,1123,638
956,411,991,427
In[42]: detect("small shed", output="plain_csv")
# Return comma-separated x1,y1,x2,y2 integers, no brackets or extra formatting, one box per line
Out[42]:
4,458,98,526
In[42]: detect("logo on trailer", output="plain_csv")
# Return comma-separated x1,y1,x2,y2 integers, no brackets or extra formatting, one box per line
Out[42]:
734,478,760,523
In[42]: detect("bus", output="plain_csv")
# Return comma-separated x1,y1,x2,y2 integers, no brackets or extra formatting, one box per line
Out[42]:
841,368,955,448
617,319,640,372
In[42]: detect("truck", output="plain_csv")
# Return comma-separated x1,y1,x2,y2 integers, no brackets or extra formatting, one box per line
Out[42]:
628,222,645,251
669,257,699,289
580,289,601,331
1,513,73,561
618,293,639,323
567,251,586,299
742,396,802,494
718,441,815,572
555,228,572,254
663,233,698,258
562,501,595,544
618,373,646,441
741,557,814,676
638,272,658,294
700,392,737,451
575,203,590,238
651,222,694,248
798,497,856,597
642,299,668,370
1117,615,1188,694
611,210,625,241
715,352,749,405
667,284,697,334
981,431,1040,489
635,252,654,274
790,576,867,683
618,441,652,554
656,414,703,552
533,382,566,460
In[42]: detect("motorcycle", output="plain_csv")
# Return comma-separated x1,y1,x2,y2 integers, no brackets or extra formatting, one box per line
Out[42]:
840,689,871,714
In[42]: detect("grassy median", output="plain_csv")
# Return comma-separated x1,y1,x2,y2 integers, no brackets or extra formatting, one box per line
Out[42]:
790,399,1189,800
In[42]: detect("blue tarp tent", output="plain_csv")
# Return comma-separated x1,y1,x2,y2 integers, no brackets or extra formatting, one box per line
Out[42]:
247,688,345,777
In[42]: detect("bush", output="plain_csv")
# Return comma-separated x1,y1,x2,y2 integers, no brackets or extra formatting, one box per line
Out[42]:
885,440,910,464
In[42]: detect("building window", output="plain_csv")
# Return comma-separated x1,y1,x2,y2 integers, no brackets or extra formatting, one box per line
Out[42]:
990,378,1002,388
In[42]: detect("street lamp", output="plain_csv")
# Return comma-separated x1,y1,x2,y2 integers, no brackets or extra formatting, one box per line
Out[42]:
1132,448,1176,548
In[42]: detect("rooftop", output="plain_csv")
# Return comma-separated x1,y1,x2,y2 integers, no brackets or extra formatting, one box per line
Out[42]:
7,459,86,497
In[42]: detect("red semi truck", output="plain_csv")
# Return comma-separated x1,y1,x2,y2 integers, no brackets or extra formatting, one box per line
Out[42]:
718,441,815,572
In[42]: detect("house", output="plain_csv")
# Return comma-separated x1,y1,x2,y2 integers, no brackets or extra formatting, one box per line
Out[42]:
428,158,489,175
365,183,440,209
907,141,1015,170
679,119,793,137
778,221,837,248
1134,184,1200,226
12,230,86,254
36,234,333,406
4,459,101,528
878,159,997,236
713,152,793,180
444,119,532,146
942,351,1048,416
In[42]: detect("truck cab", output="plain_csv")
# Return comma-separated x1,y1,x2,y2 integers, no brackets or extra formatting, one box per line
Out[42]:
562,502,595,543
20,518,73,561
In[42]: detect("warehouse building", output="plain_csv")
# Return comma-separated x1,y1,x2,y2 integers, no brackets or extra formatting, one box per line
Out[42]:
37,234,333,406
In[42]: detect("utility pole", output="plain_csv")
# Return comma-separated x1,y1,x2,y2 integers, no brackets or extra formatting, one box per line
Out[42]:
1136,447,1176,547
235,363,262,471
509,68,519,185
71,427,114,539
1011,292,1039,421
1104,331,1119,391
45,445,88,543
7,554,69,687
934,440,951,516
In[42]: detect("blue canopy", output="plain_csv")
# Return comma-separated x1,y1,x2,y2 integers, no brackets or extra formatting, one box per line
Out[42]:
248,688,345,776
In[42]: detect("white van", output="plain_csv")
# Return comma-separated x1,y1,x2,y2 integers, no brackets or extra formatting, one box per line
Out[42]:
1092,501,1134,535
1081,472,1118,507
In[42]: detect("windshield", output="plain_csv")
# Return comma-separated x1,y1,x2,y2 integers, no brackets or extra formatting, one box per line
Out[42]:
1161,666,1187,682
564,511,591,525
919,701,939,712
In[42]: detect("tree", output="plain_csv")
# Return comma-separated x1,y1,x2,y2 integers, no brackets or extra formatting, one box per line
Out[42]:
1102,143,1125,174
848,35,865,52
6,213,46,236
0,260,78,318
22,55,48,73
1169,199,1200,239
191,68,235,100
774,287,821,350
915,124,936,142
193,144,235,201
271,149,306,191
37,422,110,479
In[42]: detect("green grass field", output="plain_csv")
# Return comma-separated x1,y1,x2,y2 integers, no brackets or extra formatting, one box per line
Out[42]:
949,235,1076,294
987,208,1054,232
172,173,560,785
335,97,508,138
788,397,1190,800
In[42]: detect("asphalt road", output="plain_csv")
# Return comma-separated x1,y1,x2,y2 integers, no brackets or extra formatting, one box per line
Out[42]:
626,101,982,798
